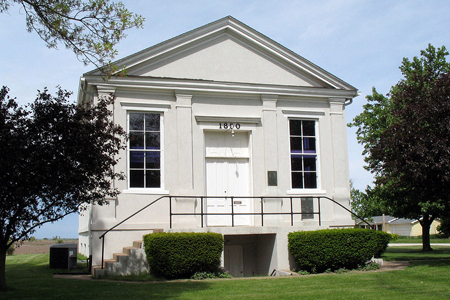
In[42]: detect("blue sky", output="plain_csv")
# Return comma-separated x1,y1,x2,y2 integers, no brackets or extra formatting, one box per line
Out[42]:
2,0,450,238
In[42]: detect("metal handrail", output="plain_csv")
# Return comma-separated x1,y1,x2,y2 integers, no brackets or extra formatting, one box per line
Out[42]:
98,195,166,269
98,195,373,269
168,196,321,228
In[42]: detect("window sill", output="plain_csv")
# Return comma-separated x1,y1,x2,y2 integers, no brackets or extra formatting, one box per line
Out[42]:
286,189,327,196
123,188,170,195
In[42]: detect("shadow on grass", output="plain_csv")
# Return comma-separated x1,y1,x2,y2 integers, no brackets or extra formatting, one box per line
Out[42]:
5,254,214,300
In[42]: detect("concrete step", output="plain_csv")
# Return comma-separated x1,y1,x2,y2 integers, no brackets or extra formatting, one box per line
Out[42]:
113,252,128,261
92,265,107,277
94,229,163,278
124,246,137,255
132,240,143,248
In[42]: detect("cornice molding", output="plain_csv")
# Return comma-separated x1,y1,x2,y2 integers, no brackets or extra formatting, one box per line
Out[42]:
84,76,358,99
195,115,261,124
96,85,116,95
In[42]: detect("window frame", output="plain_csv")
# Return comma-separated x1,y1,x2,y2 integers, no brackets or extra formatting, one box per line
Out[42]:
124,109,168,194
288,118,321,192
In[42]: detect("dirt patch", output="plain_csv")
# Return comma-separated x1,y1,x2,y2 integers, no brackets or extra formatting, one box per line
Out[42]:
12,239,78,255
379,260,410,271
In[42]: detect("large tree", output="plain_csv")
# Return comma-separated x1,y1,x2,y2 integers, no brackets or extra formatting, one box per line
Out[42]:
350,44,450,251
0,86,126,291
0,0,144,74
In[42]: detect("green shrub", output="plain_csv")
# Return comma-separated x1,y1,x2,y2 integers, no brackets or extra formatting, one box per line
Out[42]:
288,228,391,273
53,236,64,244
191,267,232,280
359,262,380,271
77,253,88,261
144,232,223,279
431,233,449,239
437,216,450,237
6,243,15,256
391,233,399,241
191,271,217,280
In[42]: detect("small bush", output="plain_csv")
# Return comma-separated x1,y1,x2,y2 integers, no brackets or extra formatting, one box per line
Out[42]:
53,236,64,244
431,233,449,239
6,243,15,256
216,268,232,278
77,253,88,261
191,271,216,280
297,270,310,275
437,216,450,237
288,228,391,273
359,262,380,271
144,232,223,279
391,233,399,241
191,267,232,280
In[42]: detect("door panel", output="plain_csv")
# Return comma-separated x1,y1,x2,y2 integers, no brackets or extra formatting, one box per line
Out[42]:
224,245,244,277
205,131,251,226
206,158,231,226
206,158,251,226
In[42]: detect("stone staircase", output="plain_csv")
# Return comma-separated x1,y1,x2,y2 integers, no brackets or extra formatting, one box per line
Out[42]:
93,229,163,278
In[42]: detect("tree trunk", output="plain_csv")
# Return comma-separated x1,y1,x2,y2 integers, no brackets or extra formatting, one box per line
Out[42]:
420,214,433,251
0,245,7,292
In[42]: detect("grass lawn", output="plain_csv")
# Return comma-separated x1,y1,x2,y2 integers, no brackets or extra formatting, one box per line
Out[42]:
383,245,450,261
391,236,450,244
3,251,450,300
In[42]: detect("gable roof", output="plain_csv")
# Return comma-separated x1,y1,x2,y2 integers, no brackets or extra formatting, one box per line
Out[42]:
389,218,419,225
84,16,358,96
356,215,428,225
356,215,397,225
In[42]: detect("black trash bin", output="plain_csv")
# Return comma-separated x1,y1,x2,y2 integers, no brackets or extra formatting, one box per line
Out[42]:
49,243,78,269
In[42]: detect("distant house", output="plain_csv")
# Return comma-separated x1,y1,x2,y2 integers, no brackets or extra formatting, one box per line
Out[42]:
77,16,359,277
356,215,397,231
356,215,441,237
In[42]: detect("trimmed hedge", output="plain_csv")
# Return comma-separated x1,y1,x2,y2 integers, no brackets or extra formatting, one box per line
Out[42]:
288,228,391,273
144,232,223,279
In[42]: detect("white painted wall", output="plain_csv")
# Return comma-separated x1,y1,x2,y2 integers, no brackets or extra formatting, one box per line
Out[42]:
82,89,354,266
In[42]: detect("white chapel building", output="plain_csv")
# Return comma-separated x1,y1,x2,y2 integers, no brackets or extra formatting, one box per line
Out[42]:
78,16,358,277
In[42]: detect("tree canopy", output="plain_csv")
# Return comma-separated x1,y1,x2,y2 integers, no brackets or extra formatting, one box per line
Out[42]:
350,181,384,221
0,86,127,291
0,0,144,74
349,44,450,250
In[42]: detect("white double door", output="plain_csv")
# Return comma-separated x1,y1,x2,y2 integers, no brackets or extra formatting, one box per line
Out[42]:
206,157,251,226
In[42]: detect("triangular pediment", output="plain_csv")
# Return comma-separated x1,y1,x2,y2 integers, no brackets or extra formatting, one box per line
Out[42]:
86,16,356,92
128,33,320,87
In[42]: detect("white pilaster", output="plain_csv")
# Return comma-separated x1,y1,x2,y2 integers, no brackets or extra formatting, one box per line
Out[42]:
176,92,194,194
262,95,282,224
329,98,352,223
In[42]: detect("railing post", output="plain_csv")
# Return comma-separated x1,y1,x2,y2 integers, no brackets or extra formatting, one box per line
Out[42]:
101,236,105,269
231,196,234,227
261,197,264,226
201,197,204,228
290,197,294,226
318,197,321,226
169,196,172,229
